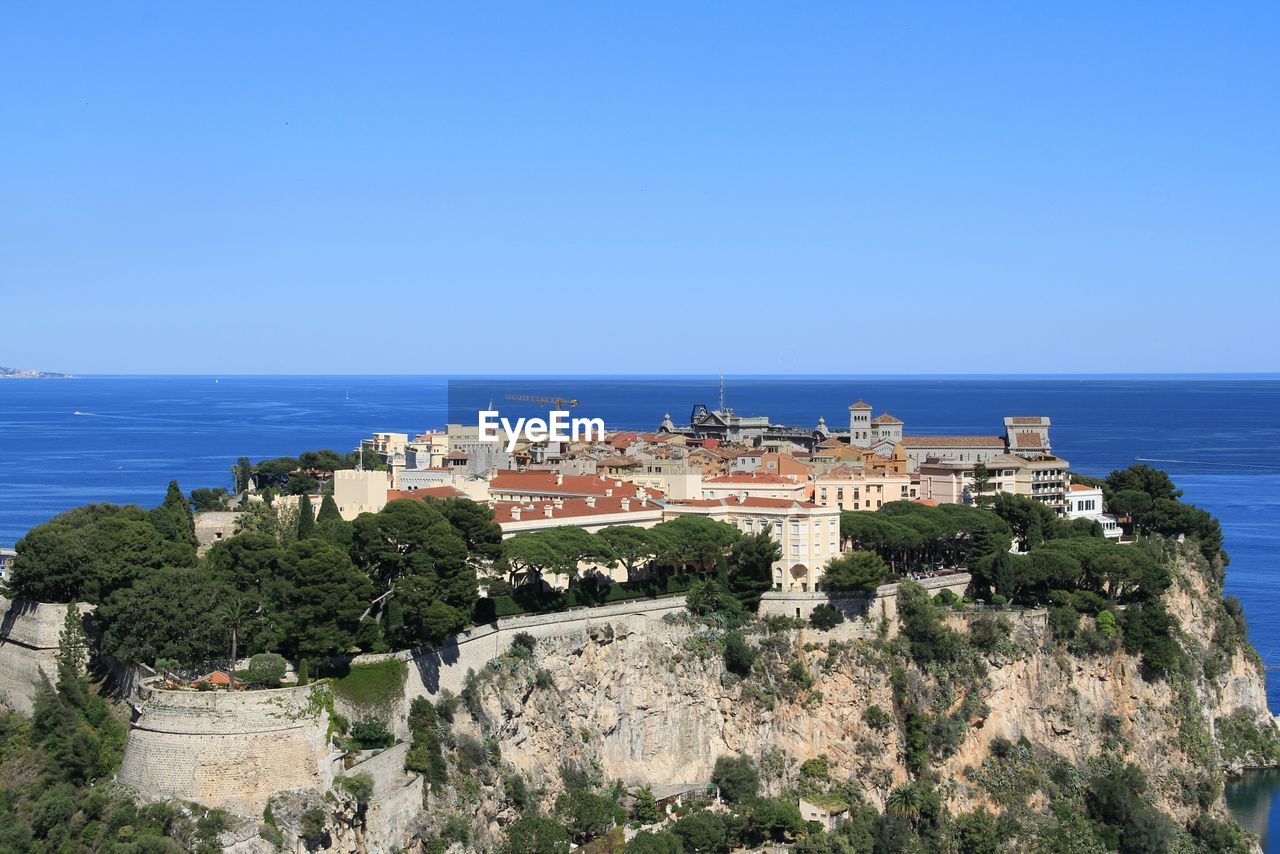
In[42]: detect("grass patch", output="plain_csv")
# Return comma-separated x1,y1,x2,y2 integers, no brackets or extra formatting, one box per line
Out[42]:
331,658,407,711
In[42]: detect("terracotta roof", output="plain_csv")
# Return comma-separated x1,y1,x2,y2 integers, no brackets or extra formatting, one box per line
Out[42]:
704,472,801,485
667,496,823,510
848,400,872,410
388,486,467,501
1069,483,1099,492
597,455,640,468
871,413,903,424
489,470,660,499
1009,416,1047,424
493,496,662,524
901,435,1005,448
913,499,940,507
1011,431,1045,448
444,450,470,460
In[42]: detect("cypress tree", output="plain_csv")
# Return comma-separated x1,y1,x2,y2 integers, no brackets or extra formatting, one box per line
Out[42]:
297,494,316,539
151,481,198,548
296,658,310,686
317,493,342,523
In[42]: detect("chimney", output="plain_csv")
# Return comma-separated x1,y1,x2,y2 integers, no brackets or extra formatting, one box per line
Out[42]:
511,507,521,521
544,504,555,518
556,473,564,485
605,488,613,497
553,497,564,509
585,496,596,508
621,498,631,512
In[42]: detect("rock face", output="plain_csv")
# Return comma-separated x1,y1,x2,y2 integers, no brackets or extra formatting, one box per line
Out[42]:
462,549,1274,826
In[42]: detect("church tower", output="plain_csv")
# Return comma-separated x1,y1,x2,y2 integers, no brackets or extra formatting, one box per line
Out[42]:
848,400,872,448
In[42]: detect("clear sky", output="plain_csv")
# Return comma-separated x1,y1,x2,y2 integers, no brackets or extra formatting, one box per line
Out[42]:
2,4,1277,375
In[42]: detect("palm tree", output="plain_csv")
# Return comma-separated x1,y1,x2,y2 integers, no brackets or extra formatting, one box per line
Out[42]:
217,598,246,691
886,784,924,824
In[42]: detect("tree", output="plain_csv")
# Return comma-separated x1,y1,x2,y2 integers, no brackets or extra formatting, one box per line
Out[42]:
749,797,805,843
809,604,845,630
232,456,254,493
150,481,198,549
218,598,248,690
633,785,662,824
501,815,570,854
269,539,376,660
554,788,617,844
598,525,660,579
297,494,316,539
672,811,728,854
651,516,742,572
8,506,193,603
190,487,229,512
245,653,287,688
98,569,253,671
970,463,994,509
434,497,504,562
723,631,756,676
627,830,681,854
821,551,887,593
728,531,781,610
712,755,759,803
317,493,342,523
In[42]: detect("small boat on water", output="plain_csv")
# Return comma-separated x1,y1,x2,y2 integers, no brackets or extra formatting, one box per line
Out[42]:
73,410,85,416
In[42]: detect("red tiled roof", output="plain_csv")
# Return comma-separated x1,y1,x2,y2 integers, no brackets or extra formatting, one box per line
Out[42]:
871,413,903,424
1011,431,1045,448
704,472,801,485
848,400,872,409
1009,416,1046,424
388,486,467,501
489,470,661,499
493,496,663,524
913,499,940,507
667,496,823,510
901,435,1005,448
1069,483,1099,492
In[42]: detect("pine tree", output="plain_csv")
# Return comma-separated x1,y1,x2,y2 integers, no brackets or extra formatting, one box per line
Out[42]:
317,493,342,523
297,494,316,539
151,481,198,547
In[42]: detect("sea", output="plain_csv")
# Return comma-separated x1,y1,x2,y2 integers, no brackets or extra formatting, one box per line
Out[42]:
1,374,1278,845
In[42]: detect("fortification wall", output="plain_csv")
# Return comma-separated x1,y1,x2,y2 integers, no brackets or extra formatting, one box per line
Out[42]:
0,598,88,714
757,573,972,629
338,596,688,738
117,681,333,817
341,743,424,847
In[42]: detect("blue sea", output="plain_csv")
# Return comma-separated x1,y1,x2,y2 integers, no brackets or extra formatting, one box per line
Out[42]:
2,375,1279,843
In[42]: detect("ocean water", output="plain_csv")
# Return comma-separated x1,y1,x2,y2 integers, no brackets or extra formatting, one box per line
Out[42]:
1,375,1278,843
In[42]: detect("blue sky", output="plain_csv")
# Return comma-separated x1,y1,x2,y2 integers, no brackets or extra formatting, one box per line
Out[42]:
2,4,1277,374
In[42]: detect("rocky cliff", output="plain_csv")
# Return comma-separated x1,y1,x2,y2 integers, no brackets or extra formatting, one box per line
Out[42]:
437,544,1276,849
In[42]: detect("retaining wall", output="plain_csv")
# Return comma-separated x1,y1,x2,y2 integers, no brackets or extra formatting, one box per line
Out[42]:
338,595,688,737
758,573,972,628
0,598,90,714
117,681,333,817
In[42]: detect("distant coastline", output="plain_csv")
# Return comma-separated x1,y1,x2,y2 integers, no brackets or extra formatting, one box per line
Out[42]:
0,366,73,379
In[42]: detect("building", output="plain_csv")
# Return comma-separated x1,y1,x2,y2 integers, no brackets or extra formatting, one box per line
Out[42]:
814,466,913,511
663,496,841,592
0,547,15,583
916,453,1072,514
603,455,705,501
333,469,393,520
362,432,409,459
1066,483,1123,539
700,472,808,502
488,470,660,503
799,797,849,831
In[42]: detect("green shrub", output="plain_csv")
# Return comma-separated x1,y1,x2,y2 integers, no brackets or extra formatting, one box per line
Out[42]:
723,631,756,676
712,755,759,803
245,653,287,688
334,773,373,807
809,604,845,630
349,717,393,750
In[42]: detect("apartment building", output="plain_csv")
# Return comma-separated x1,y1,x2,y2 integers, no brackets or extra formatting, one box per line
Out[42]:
814,465,914,511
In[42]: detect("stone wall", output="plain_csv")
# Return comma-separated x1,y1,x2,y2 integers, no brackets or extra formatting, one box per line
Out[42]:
339,743,424,847
117,681,333,817
757,573,972,627
0,597,89,714
339,596,689,738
